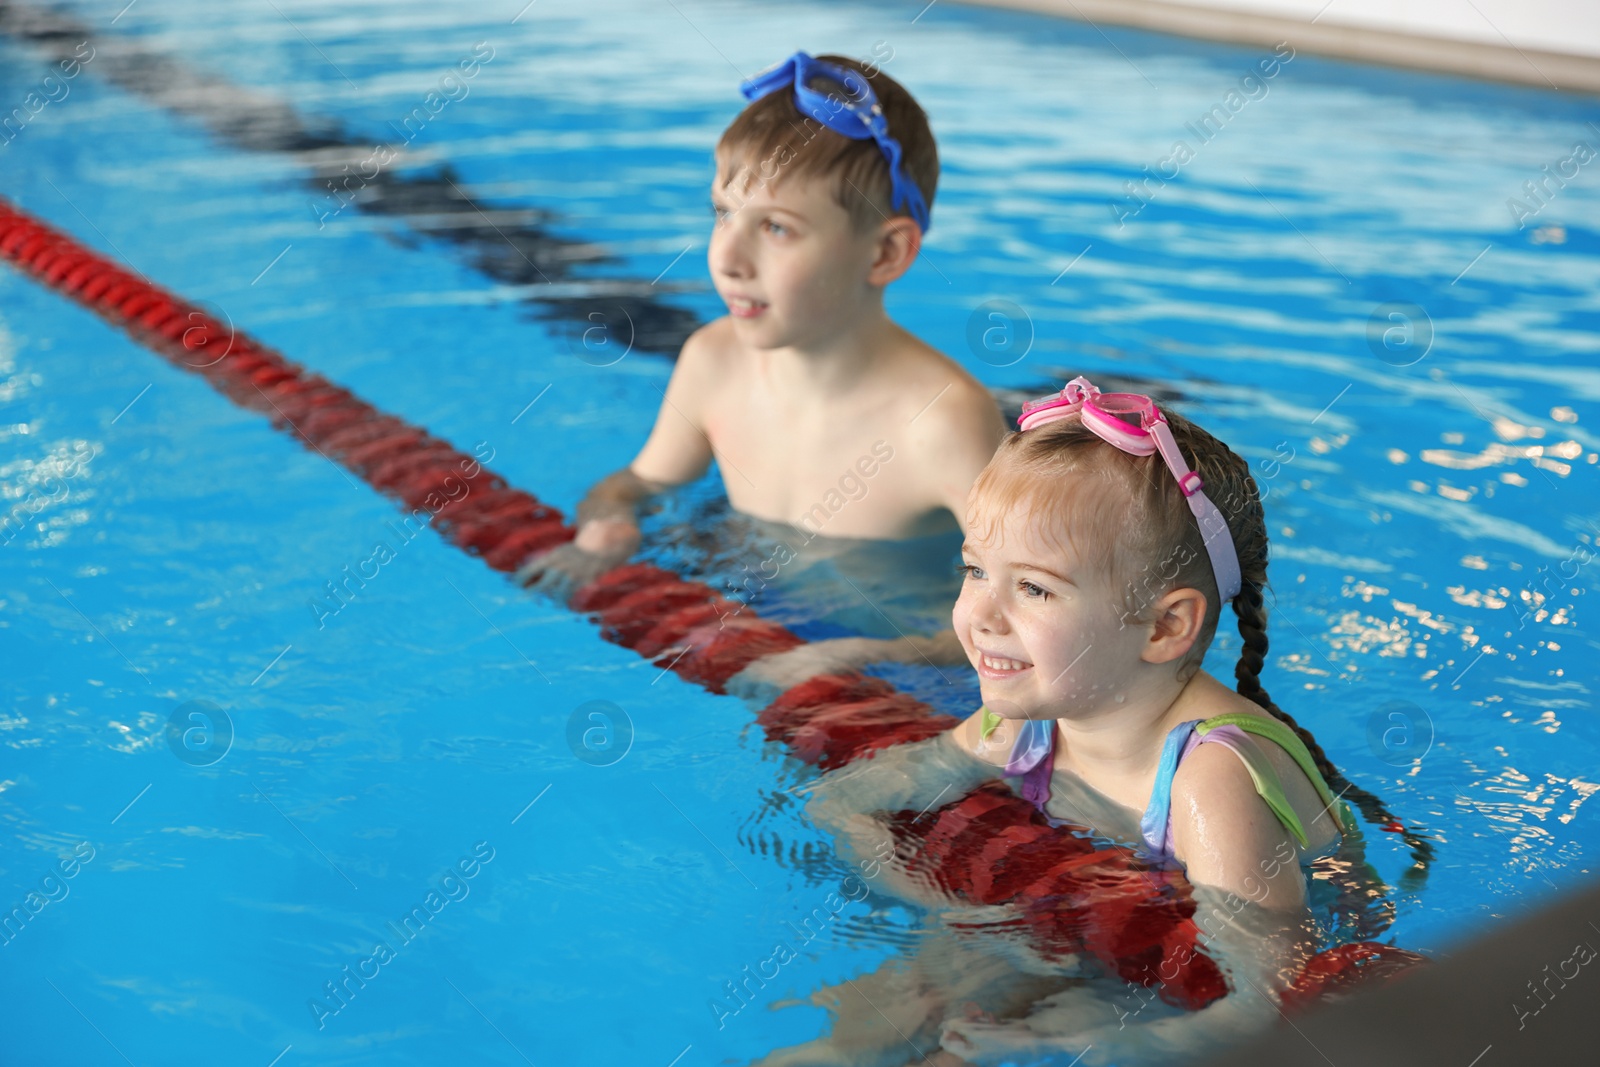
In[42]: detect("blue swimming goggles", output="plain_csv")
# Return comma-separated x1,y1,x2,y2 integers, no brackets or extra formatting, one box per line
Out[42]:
740,51,931,233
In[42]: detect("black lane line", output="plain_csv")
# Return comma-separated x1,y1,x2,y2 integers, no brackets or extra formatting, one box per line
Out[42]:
0,0,702,356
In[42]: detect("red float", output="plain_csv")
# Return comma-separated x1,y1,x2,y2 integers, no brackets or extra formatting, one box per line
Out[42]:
0,198,1422,1017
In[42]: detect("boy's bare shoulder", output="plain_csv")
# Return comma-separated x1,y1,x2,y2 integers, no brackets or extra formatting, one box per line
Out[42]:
889,338,1007,464
667,317,749,411
677,316,742,374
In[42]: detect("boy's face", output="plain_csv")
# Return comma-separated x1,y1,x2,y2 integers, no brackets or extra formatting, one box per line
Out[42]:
708,160,882,350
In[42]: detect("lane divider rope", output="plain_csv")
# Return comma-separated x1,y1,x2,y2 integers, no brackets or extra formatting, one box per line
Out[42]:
0,197,1421,1014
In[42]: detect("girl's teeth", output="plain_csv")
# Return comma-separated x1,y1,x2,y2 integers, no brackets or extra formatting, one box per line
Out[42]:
983,655,1026,671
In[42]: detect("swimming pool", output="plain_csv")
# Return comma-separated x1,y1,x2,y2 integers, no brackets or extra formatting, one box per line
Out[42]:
3,0,1597,1064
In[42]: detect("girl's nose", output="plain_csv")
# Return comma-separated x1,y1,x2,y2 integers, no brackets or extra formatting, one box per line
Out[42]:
970,588,1009,634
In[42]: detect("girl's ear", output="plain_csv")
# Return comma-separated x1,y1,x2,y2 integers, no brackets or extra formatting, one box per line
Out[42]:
865,217,921,287
1141,586,1207,665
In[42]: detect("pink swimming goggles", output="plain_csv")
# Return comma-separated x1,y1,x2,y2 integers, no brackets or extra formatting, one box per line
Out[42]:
1018,376,1243,602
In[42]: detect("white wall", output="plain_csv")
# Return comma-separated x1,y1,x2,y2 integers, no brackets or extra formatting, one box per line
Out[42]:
1157,0,1600,59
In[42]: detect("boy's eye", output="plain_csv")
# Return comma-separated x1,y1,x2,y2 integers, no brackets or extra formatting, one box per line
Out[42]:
1019,580,1050,600
763,219,788,236
711,204,729,223
958,563,984,580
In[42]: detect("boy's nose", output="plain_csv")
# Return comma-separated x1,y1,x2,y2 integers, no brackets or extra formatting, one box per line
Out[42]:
708,227,754,280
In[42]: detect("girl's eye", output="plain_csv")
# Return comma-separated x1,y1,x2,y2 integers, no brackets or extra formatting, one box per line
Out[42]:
711,205,729,223
763,219,788,236
1019,580,1050,600
958,563,984,580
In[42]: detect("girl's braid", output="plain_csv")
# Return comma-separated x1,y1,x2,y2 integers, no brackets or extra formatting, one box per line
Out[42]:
1233,579,1434,889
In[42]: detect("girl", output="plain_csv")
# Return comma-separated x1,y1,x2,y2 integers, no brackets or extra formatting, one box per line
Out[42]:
759,376,1428,1065
953,374,1356,905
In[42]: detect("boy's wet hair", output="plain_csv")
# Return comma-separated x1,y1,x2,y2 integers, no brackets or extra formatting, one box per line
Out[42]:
972,411,1434,889
716,54,938,233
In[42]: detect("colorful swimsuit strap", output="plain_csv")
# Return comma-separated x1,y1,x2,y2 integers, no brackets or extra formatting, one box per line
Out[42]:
982,713,1288,846
1144,712,1350,856
1195,712,1353,835
1138,720,1202,856
979,708,1056,812
1185,723,1307,848
981,709,1350,850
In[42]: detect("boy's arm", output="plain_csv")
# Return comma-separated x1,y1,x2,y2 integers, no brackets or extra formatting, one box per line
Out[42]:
883,380,1005,656
911,375,1008,527
563,467,664,562
519,329,720,595
622,325,720,488
574,467,664,527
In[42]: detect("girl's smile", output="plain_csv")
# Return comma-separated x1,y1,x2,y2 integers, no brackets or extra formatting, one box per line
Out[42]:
953,490,1159,725
974,647,1033,679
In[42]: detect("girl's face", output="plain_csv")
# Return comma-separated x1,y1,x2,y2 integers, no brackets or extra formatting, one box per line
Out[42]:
952,484,1152,723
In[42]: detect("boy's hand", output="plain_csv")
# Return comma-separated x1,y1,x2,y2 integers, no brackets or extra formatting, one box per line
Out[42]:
516,519,639,602
515,543,615,602
573,516,641,558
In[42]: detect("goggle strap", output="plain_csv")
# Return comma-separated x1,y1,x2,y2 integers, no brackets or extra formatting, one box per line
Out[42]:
1021,377,1244,604
741,57,799,102
737,52,930,232
1149,421,1244,602
879,137,928,227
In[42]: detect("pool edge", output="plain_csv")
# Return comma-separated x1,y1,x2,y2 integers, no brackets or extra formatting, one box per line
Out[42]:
952,0,1600,96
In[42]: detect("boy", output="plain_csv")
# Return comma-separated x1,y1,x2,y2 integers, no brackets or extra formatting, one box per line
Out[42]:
522,52,1004,669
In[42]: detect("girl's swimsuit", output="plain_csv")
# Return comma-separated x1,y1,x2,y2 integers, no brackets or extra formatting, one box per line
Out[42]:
979,708,1357,861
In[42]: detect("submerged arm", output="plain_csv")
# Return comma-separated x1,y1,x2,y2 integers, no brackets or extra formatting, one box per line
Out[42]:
727,628,971,698
517,465,668,595
725,376,1003,689
805,730,1005,902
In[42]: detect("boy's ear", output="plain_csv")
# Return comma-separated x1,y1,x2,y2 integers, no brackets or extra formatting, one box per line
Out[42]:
1140,586,1207,665
865,216,922,287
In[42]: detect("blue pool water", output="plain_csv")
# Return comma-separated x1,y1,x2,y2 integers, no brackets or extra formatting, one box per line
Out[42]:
3,0,1598,1064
